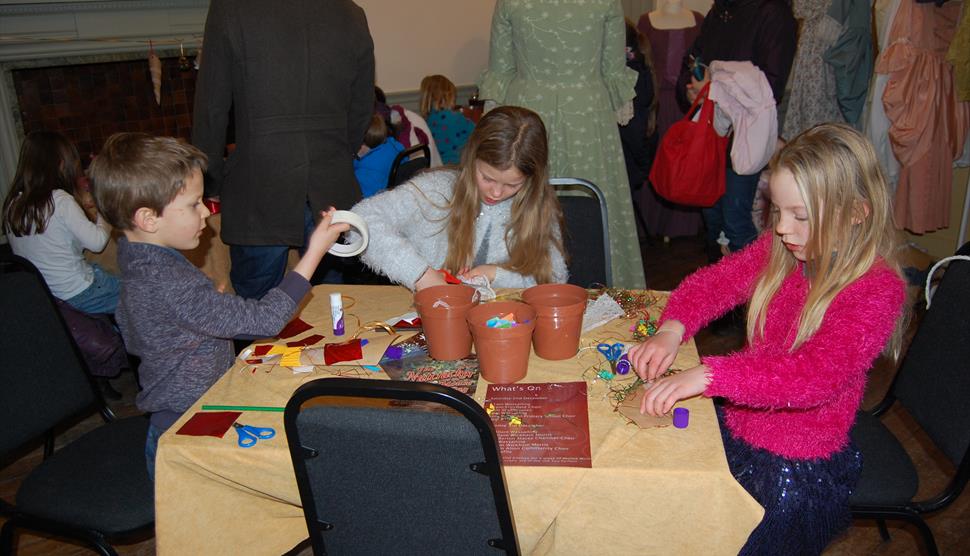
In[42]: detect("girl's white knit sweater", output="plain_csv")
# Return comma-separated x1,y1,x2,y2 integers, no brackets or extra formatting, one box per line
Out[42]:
350,169,568,289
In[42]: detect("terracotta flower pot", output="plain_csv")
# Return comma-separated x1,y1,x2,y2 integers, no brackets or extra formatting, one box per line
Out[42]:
522,284,588,360
413,284,478,360
467,301,536,384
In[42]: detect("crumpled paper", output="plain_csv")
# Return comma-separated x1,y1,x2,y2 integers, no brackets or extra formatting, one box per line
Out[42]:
582,293,625,332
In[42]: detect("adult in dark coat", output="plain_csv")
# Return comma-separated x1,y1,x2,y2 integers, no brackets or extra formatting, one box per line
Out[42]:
675,0,796,260
618,19,658,239
619,20,658,195
192,0,375,298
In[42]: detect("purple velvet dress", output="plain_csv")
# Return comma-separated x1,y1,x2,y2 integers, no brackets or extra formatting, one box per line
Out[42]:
636,11,705,238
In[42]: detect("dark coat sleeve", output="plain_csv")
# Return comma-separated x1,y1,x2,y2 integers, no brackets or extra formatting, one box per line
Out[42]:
191,0,234,198
675,18,710,113
619,62,656,186
346,10,376,153
752,2,798,103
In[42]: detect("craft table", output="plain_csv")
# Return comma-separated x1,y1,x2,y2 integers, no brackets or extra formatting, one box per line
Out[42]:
154,285,763,555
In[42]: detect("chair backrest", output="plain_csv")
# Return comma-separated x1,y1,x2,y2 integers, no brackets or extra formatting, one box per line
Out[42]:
551,177,612,287
893,242,970,467
0,254,100,457
285,378,519,555
387,143,432,189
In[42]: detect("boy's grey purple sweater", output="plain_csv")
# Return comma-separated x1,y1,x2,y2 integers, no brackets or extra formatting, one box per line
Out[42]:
116,237,309,430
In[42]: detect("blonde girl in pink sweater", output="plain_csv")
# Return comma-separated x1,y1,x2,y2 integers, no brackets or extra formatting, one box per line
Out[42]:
629,123,906,555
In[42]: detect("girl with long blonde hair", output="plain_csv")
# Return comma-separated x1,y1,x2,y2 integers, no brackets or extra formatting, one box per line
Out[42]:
628,123,907,554
351,105,567,290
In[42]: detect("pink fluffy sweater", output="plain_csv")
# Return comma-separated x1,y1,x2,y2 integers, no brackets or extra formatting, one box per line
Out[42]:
661,234,905,459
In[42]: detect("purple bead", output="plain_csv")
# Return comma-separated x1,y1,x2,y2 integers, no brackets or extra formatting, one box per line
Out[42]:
615,355,631,375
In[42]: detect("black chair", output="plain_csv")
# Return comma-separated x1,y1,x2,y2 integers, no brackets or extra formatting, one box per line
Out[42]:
284,378,519,555
551,177,612,287
848,242,970,556
0,254,153,556
387,143,432,189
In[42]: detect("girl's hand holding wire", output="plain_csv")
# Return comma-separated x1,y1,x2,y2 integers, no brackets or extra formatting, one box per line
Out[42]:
415,267,449,291
458,264,497,283
629,320,685,382
640,365,711,416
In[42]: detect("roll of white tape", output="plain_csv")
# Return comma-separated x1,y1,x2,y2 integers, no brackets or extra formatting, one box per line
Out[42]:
329,210,369,257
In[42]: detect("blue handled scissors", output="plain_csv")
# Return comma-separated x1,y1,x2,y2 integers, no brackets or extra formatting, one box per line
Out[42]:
597,342,624,374
233,422,276,448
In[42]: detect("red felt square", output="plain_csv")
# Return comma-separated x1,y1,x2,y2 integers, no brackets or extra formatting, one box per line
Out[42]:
252,345,274,357
176,411,241,438
277,318,313,339
324,339,364,365
439,269,462,284
286,334,325,348
392,318,422,329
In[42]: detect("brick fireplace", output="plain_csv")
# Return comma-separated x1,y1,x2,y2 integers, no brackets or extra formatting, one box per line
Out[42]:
11,52,198,163
0,0,209,199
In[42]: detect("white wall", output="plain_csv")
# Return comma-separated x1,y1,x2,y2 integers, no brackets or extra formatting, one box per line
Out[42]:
621,0,712,20
683,0,713,14
357,0,495,93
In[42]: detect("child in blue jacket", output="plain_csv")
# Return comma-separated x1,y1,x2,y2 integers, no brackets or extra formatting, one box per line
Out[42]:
354,114,405,197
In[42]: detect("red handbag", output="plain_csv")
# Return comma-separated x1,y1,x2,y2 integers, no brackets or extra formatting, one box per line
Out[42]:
649,83,728,207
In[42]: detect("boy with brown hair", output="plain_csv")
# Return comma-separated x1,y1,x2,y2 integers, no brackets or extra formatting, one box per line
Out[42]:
89,132,348,479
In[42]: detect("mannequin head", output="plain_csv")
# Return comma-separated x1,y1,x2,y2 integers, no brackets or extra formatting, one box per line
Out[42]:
659,0,685,14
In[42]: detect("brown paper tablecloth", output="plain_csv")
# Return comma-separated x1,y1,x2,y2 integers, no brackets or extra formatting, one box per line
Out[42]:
155,285,764,555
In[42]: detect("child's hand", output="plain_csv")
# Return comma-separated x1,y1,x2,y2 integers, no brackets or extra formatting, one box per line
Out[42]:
293,209,350,281
415,267,448,290
629,321,685,381
640,365,710,416
686,68,710,103
458,265,497,283
306,208,351,256
74,189,99,223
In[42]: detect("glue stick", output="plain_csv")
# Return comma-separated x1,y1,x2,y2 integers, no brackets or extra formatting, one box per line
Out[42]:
330,293,345,336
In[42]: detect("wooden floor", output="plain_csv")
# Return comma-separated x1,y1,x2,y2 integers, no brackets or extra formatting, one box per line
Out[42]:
2,233,967,555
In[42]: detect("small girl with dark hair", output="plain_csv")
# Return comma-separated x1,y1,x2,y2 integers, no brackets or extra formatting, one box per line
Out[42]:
350,105,567,290
2,131,119,314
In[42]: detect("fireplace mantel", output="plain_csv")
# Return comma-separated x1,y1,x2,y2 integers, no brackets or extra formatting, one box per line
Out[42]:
0,1,209,62
0,0,209,195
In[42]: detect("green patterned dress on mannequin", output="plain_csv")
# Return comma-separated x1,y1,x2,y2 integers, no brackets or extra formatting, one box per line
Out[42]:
478,0,646,289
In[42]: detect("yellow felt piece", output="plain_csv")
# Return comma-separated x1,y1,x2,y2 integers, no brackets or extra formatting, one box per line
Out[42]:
279,348,304,367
